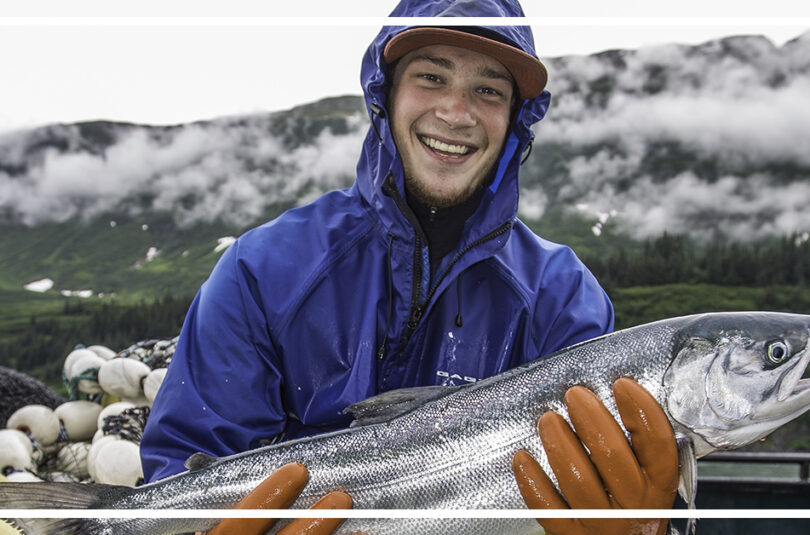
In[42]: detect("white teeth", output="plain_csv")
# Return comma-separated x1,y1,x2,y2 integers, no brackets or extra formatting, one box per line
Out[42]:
420,136,470,155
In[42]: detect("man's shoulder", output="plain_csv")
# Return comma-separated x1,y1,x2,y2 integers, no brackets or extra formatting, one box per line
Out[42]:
205,187,377,318
503,219,585,265
493,219,594,289
237,187,372,255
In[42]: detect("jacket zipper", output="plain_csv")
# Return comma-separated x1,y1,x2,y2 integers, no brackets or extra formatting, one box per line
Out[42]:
381,175,427,360
423,220,513,309
398,221,513,357
381,174,514,359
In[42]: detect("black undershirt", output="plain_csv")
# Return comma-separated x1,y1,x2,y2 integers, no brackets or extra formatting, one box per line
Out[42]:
406,187,485,278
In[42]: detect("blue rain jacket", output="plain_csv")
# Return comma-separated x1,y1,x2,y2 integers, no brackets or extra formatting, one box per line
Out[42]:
141,0,614,482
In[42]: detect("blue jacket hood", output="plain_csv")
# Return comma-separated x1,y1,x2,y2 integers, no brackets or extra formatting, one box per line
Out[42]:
356,0,552,250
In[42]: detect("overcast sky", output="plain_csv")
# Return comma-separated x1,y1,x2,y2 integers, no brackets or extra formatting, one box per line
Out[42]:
1,0,808,133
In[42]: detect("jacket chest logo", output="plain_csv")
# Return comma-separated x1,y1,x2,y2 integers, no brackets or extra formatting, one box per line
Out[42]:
436,370,478,384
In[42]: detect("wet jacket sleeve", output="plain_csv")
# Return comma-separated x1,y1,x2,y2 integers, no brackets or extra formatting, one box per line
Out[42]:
140,241,288,482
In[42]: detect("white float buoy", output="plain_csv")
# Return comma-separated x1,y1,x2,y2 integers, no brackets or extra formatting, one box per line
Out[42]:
67,352,106,395
86,345,116,360
87,435,119,481
0,429,32,455
55,401,103,442
91,439,143,486
62,348,99,379
6,405,60,447
56,441,91,479
98,359,151,399
0,429,34,472
4,470,42,483
143,368,167,402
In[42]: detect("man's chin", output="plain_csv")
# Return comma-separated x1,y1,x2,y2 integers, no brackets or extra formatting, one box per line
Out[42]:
405,181,480,209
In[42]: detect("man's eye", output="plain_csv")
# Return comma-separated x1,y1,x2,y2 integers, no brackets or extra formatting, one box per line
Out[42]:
478,87,502,97
419,73,442,83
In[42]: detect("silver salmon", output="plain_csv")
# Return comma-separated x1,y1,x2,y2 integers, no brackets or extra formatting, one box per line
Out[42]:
3,311,810,535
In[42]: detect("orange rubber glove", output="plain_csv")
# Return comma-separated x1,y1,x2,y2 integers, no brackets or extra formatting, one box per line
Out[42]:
512,378,679,535
205,462,352,535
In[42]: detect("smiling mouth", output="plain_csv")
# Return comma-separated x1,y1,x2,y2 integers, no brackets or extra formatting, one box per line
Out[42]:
419,135,475,157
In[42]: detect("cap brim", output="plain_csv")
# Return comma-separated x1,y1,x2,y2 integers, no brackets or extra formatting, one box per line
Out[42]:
383,27,548,100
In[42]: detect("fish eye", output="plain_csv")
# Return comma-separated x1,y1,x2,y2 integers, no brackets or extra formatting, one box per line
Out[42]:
766,341,789,364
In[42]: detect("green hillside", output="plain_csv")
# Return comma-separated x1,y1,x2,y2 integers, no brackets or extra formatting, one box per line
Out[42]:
0,215,241,299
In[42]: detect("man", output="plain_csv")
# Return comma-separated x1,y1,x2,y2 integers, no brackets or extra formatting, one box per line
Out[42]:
141,0,678,533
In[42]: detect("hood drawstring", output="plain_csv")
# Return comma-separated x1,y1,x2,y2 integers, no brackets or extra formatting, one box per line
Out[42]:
455,272,464,327
521,132,535,165
377,233,395,360
369,103,386,144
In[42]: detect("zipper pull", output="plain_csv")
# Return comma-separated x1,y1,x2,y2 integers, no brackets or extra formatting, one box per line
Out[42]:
407,306,423,331
429,206,437,222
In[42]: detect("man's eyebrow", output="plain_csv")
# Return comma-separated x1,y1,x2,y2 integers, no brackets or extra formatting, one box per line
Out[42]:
409,54,513,83
476,66,513,83
409,54,454,70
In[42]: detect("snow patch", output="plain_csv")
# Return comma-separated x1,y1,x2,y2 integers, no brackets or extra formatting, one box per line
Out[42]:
60,289,93,298
24,278,53,292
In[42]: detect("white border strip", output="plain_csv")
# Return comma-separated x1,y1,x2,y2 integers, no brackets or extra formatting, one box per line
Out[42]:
0,17,809,26
2,509,810,519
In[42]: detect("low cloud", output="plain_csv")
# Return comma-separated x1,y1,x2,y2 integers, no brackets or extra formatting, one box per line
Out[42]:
530,32,810,239
579,172,810,240
0,114,365,227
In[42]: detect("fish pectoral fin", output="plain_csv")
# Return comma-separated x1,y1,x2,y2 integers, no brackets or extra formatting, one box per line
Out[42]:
185,452,219,471
676,435,697,509
675,435,699,535
344,385,460,427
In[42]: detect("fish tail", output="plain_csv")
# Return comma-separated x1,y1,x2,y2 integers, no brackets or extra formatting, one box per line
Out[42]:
2,518,92,535
0,481,130,535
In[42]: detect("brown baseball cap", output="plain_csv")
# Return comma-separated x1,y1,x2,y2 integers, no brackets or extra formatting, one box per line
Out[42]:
383,27,548,100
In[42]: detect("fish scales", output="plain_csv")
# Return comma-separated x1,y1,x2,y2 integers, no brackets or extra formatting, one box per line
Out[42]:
3,312,810,535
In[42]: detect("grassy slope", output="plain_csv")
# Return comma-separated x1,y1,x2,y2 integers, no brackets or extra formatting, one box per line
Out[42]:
0,215,239,299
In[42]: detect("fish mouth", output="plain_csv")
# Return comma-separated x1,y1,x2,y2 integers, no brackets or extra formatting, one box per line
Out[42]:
795,357,810,394
777,347,810,403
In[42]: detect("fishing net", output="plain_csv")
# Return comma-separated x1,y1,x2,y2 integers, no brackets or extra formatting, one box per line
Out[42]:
101,406,151,443
0,366,64,428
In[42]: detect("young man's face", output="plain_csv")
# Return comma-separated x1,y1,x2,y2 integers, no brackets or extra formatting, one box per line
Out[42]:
389,44,515,208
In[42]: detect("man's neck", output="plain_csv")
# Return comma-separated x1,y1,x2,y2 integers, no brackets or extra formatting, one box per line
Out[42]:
405,187,484,278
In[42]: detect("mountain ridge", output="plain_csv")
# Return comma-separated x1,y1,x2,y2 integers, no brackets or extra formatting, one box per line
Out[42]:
2,32,810,300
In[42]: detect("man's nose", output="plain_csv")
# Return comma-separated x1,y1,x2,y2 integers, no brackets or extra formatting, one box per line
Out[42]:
435,89,476,129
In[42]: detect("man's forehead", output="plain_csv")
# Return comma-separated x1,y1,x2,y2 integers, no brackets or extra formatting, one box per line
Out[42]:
399,44,514,81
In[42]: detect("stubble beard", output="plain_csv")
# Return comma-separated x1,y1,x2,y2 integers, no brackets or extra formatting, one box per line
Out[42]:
402,166,493,209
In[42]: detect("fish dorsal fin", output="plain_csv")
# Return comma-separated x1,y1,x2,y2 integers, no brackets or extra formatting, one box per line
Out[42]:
344,385,458,427
676,435,698,534
184,452,218,471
